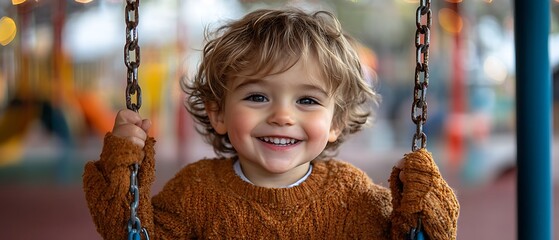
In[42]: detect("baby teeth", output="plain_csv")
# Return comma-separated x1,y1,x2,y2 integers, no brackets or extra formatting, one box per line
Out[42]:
261,137,296,145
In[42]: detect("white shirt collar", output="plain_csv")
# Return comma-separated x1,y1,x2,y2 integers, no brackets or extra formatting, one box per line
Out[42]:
233,160,313,188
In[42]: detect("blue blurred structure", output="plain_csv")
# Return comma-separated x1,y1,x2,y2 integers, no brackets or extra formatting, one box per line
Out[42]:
514,0,553,239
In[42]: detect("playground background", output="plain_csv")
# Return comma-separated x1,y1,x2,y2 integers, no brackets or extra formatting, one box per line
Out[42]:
0,0,558,239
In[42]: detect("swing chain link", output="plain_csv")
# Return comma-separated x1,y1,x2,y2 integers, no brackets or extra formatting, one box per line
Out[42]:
411,0,432,152
127,163,150,240
409,0,431,239
125,0,142,112
124,0,149,239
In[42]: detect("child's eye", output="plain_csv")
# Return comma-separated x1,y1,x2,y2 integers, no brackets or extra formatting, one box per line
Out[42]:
243,94,268,102
297,97,319,105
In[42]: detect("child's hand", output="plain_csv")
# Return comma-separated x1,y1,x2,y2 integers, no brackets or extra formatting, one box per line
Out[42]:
391,149,440,199
395,158,407,182
390,149,459,240
112,109,151,148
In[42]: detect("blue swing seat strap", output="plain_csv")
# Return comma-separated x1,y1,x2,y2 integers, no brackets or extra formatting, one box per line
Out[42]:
128,228,150,240
408,217,426,240
409,229,425,240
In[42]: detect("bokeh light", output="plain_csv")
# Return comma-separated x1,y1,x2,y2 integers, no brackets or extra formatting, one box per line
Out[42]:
0,17,17,46
11,0,26,5
483,55,508,84
438,8,464,34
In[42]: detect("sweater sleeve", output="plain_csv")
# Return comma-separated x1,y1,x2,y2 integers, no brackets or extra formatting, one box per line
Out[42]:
82,132,156,240
388,149,459,240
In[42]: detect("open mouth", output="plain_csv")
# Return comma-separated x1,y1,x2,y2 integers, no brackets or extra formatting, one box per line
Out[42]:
258,137,300,146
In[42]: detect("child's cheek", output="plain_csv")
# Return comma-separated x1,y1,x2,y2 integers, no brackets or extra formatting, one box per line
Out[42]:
303,111,335,145
224,107,259,144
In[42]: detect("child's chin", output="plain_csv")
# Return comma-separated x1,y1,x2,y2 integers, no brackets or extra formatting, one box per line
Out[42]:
262,161,309,175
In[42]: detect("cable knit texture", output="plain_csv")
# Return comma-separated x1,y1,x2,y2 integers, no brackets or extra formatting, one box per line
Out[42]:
83,133,458,239
389,149,460,239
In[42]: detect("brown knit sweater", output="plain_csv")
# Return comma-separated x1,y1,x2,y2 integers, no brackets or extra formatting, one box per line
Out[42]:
83,133,458,239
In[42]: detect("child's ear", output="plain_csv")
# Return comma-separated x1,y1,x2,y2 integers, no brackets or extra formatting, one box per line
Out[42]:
205,102,227,135
328,127,341,143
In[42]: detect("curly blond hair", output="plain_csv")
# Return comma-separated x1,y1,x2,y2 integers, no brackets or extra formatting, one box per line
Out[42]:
183,8,379,158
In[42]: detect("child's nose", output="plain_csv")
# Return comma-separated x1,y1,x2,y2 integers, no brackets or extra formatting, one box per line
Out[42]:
267,103,295,126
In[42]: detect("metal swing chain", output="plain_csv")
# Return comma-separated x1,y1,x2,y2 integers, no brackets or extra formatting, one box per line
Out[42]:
411,0,432,152
124,0,149,239
125,0,142,112
409,0,431,239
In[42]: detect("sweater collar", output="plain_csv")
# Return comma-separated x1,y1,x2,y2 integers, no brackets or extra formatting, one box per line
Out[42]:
221,158,330,205
232,160,313,188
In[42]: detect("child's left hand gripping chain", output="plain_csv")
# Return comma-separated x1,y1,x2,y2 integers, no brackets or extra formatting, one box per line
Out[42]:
391,149,440,209
112,109,152,149
390,149,459,239
394,150,437,185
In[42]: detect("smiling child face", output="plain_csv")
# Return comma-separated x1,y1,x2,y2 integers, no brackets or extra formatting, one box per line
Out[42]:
207,56,340,187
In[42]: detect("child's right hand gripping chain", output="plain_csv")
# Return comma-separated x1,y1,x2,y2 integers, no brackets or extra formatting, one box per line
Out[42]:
83,109,156,240
112,109,152,148
90,109,155,176
97,109,153,173
389,149,460,240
